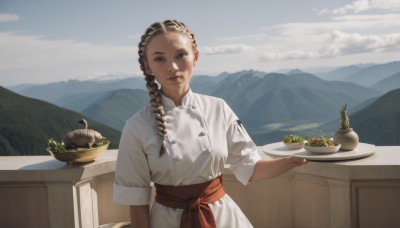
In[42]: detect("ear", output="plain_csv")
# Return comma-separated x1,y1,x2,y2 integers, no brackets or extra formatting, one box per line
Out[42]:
193,50,199,66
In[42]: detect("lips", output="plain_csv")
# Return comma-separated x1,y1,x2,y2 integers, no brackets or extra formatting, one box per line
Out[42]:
167,75,182,81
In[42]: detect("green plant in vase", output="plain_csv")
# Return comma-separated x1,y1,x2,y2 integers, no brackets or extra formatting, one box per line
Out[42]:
333,104,359,150
340,105,350,129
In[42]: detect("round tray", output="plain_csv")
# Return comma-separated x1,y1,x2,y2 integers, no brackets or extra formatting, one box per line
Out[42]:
47,141,109,164
262,142,375,161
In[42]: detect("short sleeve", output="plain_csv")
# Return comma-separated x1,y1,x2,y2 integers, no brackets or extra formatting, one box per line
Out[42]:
223,101,261,185
113,118,152,205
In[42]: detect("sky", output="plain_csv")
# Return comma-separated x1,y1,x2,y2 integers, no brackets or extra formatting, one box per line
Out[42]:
1,0,400,86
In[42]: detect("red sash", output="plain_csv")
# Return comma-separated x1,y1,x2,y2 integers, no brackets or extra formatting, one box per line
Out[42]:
154,176,225,228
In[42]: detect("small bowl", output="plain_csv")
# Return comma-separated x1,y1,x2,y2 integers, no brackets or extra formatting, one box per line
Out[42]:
47,141,109,164
303,144,341,154
284,142,305,150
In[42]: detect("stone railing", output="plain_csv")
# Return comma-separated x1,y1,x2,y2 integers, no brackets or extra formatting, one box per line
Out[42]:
0,150,129,228
1,146,400,228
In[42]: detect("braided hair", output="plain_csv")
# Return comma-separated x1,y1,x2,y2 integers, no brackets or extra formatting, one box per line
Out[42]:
138,19,198,156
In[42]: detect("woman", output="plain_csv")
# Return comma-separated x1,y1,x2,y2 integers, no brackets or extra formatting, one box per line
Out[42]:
113,19,307,228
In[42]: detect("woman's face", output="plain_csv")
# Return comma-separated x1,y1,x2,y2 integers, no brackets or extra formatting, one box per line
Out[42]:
145,32,198,98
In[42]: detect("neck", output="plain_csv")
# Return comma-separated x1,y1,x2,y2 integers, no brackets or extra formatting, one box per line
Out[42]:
162,87,189,106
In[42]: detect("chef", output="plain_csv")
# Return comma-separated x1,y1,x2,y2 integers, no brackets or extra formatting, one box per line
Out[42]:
113,19,307,228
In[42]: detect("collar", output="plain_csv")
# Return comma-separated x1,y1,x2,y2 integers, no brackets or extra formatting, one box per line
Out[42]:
161,88,194,109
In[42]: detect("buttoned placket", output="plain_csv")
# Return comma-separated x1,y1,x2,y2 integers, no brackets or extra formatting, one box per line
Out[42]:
162,90,215,186
192,103,212,153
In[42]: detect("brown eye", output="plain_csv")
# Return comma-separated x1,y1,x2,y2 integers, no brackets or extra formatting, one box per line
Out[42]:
154,56,165,62
177,52,188,59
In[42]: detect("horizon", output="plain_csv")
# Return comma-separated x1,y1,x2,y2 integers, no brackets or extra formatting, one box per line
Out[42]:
1,0,400,86
4,59,395,88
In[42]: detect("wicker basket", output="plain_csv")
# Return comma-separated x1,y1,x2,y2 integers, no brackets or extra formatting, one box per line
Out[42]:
47,141,109,164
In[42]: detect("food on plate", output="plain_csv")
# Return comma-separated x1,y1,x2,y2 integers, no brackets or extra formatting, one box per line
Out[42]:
47,119,109,153
283,134,305,149
305,136,336,147
48,137,109,153
283,134,304,144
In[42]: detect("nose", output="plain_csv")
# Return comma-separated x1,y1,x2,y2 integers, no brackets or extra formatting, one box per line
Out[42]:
168,61,179,73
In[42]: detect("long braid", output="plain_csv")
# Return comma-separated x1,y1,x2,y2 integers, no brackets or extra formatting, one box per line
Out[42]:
138,19,197,156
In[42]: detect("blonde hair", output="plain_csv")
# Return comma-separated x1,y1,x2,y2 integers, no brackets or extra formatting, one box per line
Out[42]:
138,19,198,156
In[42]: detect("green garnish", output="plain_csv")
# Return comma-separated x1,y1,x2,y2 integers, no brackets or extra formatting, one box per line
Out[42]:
47,137,109,152
48,138,67,152
306,136,335,147
283,134,304,143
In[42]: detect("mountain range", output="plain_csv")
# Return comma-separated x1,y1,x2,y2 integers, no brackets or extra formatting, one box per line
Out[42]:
0,86,121,156
2,60,400,154
350,88,400,146
81,89,148,131
315,61,400,89
13,70,382,132
206,71,381,128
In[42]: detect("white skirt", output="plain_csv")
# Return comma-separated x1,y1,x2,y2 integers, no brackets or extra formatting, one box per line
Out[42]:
150,194,253,228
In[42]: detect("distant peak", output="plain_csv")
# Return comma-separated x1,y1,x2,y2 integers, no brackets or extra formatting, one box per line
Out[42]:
236,69,267,77
287,69,304,75
217,71,231,77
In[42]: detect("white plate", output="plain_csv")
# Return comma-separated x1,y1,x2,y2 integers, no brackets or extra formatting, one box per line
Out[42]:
262,142,375,161
284,142,305,150
303,144,340,154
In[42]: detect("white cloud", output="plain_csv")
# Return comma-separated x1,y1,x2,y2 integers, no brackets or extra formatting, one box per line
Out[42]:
215,34,267,42
318,0,400,15
0,32,140,85
258,12,400,62
321,30,400,55
259,30,400,61
83,72,139,81
259,50,319,61
0,32,136,71
201,44,254,55
0,13,20,23
268,13,400,38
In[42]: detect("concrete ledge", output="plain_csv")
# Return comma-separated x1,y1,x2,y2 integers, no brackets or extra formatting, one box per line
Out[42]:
1,146,400,228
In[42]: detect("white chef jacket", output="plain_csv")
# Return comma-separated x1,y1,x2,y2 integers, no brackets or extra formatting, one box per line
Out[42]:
113,89,261,228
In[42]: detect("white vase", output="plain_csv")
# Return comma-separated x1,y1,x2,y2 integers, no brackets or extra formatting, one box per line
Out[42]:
333,128,359,151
